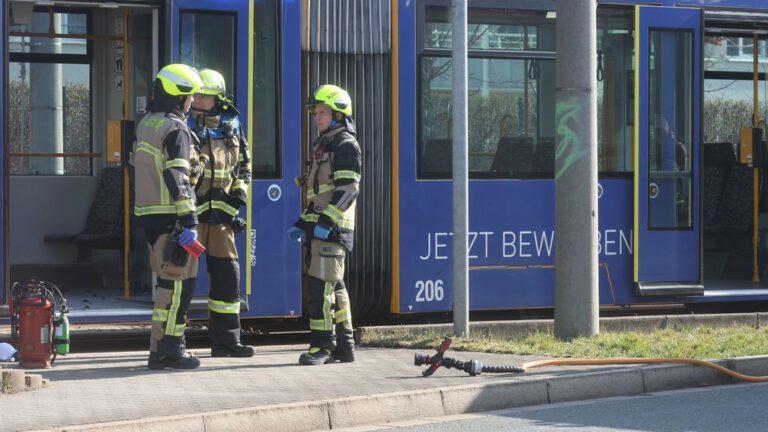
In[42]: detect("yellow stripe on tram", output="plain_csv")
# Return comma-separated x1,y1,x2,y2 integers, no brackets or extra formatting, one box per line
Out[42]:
390,0,401,313
633,5,640,284
246,0,255,296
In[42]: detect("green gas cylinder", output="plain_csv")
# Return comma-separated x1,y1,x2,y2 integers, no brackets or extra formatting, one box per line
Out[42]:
53,307,70,355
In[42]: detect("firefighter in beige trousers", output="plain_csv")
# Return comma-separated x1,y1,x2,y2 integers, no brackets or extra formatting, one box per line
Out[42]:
187,69,254,357
288,84,362,365
132,64,205,370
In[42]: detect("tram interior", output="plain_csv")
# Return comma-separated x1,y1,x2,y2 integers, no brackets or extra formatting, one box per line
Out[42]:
8,2,157,315
701,20,768,290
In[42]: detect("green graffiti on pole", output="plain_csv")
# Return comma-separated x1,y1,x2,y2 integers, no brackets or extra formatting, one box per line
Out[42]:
555,96,586,179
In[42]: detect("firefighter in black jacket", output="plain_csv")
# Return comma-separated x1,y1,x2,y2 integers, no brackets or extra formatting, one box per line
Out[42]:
288,85,362,365
187,69,254,357
132,64,205,369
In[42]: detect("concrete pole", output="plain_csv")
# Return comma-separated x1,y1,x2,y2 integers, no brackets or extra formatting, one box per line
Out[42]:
452,0,469,337
554,0,599,339
30,13,64,175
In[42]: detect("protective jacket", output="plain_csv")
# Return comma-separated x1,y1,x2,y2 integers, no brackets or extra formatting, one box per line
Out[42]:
188,108,251,224
293,120,362,251
133,109,202,229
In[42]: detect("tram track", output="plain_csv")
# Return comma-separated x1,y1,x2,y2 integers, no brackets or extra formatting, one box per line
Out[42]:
66,322,313,353
3,301,767,353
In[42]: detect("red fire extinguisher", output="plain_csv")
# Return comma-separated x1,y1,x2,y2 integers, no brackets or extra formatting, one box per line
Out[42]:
10,280,68,369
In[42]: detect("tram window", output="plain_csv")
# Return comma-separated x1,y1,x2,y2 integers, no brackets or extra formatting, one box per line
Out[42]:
704,35,768,146
419,57,555,179
418,5,556,179
8,9,92,176
597,7,634,174
9,63,91,176
706,36,768,73
10,10,88,55
424,7,555,52
179,12,236,100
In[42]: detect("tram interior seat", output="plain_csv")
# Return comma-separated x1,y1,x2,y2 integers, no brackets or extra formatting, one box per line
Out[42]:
422,139,452,177
43,166,130,262
703,142,752,233
703,142,736,227
702,142,756,278
490,136,534,175
422,137,553,177
532,139,555,175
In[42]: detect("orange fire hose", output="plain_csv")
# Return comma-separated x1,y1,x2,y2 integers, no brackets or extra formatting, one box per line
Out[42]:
416,338,768,382
521,358,768,383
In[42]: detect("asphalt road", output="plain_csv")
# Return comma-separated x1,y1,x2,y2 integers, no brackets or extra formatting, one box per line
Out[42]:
349,382,768,432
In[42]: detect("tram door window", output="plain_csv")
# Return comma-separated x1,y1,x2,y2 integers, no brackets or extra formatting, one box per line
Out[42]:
251,2,280,179
647,29,693,230
179,12,236,100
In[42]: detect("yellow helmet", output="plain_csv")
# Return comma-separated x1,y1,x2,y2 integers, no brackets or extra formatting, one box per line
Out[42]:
306,84,352,117
197,68,227,100
155,63,203,96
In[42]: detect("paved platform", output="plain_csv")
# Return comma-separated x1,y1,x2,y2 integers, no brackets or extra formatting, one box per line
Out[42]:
2,344,766,432
0,345,548,431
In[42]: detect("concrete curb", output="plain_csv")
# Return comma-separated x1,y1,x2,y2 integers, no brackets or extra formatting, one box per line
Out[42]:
357,312,766,342
47,356,768,432
1,369,50,394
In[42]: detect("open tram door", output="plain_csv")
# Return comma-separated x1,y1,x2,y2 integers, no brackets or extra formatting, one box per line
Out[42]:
3,2,162,320
634,6,703,296
169,0,303,318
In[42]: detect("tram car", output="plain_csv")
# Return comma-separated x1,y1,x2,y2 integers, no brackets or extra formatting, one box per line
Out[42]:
2,0,768,324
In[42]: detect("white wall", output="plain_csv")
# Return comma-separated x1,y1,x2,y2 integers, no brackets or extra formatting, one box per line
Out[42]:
9,176,98,264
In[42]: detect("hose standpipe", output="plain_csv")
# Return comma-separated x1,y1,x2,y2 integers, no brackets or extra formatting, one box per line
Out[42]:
414,337,524,377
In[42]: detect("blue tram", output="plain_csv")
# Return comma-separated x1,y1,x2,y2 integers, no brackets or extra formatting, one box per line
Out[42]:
1,0,768,323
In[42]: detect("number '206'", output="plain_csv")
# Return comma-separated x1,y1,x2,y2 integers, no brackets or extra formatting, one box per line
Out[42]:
415,280,444,302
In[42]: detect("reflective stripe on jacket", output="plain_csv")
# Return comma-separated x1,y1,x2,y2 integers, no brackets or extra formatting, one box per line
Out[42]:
132,111,200,228
188,111,251,224
294,124,361,251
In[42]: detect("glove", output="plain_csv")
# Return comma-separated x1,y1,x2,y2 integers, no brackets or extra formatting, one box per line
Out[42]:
287,226,304,242
163,234,190,268
168,245,190,267
313,224,331,240
178,228,197,246
231,217,246,235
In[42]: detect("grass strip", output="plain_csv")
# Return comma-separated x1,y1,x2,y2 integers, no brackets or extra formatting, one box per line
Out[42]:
360,325,768,359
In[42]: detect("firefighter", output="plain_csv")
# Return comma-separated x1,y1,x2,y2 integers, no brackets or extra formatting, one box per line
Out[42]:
288,84,362,365
132,63,205,369
187,69,254,357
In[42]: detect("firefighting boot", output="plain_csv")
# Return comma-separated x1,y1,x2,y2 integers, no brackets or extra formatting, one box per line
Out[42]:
211,343,255,358
333,333,356,363
147,352,201,370
298,347,333,365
